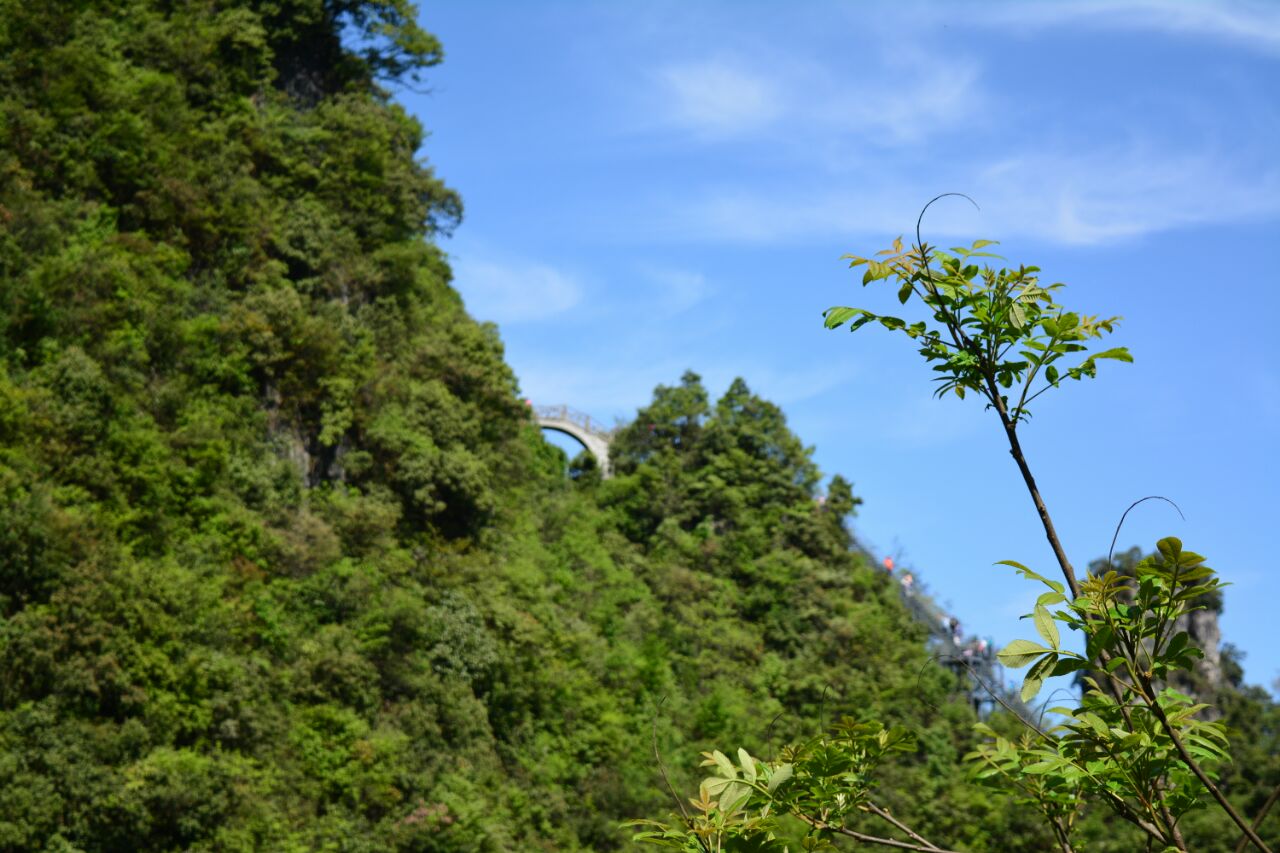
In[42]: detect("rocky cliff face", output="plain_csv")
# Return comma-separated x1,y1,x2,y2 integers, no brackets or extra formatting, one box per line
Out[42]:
1178,607,1224,694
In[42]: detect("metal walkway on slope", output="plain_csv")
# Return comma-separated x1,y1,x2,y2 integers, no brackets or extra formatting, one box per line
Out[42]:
891,561,1030,720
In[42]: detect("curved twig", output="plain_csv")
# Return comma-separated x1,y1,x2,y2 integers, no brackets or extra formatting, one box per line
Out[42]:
819,683,837,734
915,193,981,257
650,697,696,827
912,656,946,716
1037,688,1079,731
764,710,787,761
1106,496,1185,573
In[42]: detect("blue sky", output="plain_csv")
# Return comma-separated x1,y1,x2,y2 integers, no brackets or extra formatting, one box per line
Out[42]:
402,1,1280,691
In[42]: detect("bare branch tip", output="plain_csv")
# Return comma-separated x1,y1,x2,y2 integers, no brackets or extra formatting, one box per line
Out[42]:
1106,496,1187,572
915,193,982,249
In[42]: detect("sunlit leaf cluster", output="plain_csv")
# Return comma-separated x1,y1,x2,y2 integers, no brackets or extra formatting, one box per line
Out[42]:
824,236,1132,424
631,721,918,853
974,538,1234,848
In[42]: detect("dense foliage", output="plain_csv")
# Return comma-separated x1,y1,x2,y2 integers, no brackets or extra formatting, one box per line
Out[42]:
0,2,994,850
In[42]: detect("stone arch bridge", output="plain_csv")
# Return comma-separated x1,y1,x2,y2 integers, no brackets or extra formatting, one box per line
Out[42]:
532,404,615,478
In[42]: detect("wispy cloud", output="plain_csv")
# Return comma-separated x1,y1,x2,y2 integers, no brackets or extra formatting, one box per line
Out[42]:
616,0,1279,248
976,0,1280,56
650,48,984,145
657,143,1280,246
641,266,712,313
451,254,582,324
973,147,1280,244
819,49,984,145
656,60,782,138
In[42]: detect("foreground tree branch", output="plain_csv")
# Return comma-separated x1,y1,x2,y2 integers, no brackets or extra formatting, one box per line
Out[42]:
866,801,943,851
1237,783,1280,853
797,813,964,853
633,210,1270,853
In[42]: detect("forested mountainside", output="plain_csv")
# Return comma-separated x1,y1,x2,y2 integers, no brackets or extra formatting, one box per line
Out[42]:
0,2,1275,851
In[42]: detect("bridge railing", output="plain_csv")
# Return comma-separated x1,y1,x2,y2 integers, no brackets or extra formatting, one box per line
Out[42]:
532,404,615,438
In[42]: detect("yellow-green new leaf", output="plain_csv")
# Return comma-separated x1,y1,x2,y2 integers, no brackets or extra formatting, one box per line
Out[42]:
997,639,1052,668
719,781,751,816
1033,604,1059,649
767,763,793,794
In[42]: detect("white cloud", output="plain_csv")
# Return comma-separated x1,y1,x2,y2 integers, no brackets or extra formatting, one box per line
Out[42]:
657,60,782,138
451,255,582,324
975,0,1280,56
642,266,712,313
651,48,984,145
617,1,1279,248
661,187,893,244
973,146,1280,244
658,143,1280,246
819,50,984,144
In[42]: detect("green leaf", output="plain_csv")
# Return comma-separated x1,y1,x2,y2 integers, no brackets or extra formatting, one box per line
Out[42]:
1164,632,1190,660
1078,712,1110,738
719,781,751,816
898,282,913,304
1021,760,1057,774
998,639,1052,668
1033,604,1060,649
823,306,860,329
711,750,736,778
1021,674,1044,703
767,763,793,793
1092,347,1133,363
1027,650,1057,681
1157,537,1183,563
1036,591,1066,607
996,560,1065,594
737,748,757,783
1051,657,1089,676
701,776,733,796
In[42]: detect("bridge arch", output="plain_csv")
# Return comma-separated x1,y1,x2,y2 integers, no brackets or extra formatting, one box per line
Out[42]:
532,404,614,478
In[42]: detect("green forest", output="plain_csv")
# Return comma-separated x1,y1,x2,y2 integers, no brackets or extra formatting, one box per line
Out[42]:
0,2,1276,850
